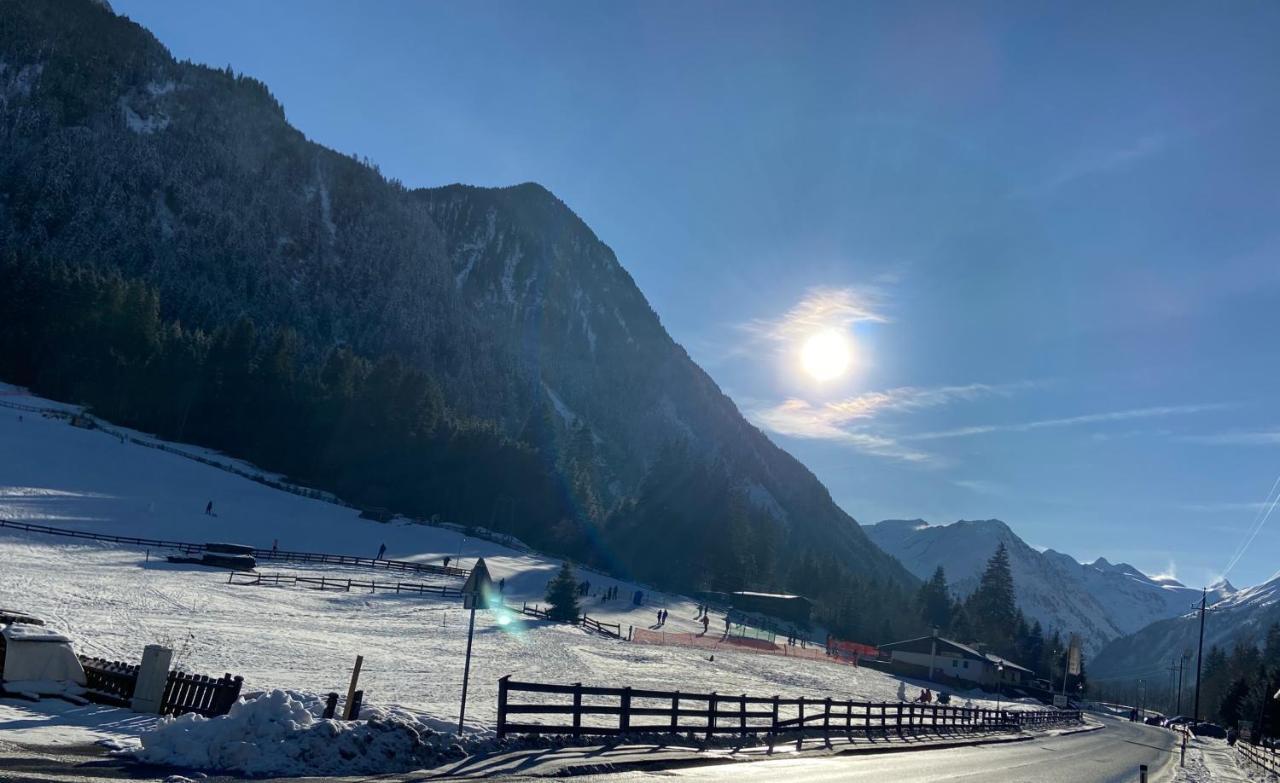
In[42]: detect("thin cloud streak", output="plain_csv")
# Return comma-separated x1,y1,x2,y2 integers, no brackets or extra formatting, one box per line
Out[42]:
907,403,1228,441
741,286,888,347
747,382,1025,464
1179,430,1280,446
749,398,934,463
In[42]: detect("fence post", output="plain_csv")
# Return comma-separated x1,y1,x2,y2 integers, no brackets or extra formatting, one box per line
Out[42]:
707,692,717,742
620,687,632,735
671,690,680,731
740,694,747,736
823,697,832,745
846,699,853,738
497,676,510,739
572,683,583,738
130,645,173,715
323,692,339,720
770,695,780,750
896,703,904,738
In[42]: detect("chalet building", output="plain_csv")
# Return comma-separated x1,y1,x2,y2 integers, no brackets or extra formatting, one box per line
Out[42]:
877,635,1035,688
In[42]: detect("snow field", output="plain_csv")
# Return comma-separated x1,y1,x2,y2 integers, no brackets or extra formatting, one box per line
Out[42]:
0,384,1041,741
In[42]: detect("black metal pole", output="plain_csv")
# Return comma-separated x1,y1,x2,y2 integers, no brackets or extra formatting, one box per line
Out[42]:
1193,588,1207,723
1176,654,1185,716
458,606,477,734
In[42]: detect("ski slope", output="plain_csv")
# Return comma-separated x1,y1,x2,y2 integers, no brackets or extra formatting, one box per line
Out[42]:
0,385,1036,733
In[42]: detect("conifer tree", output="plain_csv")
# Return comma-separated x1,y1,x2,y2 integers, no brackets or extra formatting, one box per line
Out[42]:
966,542,1018,655
916,565,952,631
545,562,582,622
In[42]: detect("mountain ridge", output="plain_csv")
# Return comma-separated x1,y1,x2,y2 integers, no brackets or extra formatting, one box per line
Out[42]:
863,518,1235,654
0,0,915,599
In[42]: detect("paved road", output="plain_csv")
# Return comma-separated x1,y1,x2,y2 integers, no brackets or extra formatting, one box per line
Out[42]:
573,717,1178,783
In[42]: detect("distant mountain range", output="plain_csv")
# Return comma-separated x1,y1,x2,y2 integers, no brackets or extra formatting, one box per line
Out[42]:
0,0,914,592
1091,571,1280,683
863,519,1235,655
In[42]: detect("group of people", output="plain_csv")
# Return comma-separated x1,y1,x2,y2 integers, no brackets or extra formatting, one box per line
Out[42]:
597,585,620,602
911,688,951,705
654,608,669,626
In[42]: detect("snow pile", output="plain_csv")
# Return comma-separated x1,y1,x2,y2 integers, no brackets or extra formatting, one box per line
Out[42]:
132,690,469,776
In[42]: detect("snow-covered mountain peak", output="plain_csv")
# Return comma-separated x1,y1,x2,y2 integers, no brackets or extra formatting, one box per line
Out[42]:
864,517,1225,654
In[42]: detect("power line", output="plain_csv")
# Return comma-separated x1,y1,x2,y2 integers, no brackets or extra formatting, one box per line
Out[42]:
1220,470,1280,579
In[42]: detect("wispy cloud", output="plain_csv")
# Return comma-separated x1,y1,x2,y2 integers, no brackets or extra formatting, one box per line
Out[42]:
1018,133,1172,197
907,403,1227,441
1174,500,1275,513
749,398,933,463
741,286,888,347
952,478,1009,496
1178,430,1280,446
747,382,1023,463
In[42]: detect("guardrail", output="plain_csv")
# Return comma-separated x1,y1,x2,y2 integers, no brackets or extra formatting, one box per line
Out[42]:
226,570,462,597
495,677,1081,740
1238,739,1280,775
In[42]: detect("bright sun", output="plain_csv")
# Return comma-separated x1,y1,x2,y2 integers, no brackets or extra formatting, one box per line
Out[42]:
800,329,852,381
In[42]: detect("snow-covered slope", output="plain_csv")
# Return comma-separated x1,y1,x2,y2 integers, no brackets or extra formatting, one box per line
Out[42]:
0,387,1034,734
863,519,1233,654
1091,571,1280,682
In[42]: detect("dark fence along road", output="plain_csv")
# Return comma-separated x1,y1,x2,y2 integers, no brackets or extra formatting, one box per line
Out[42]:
497,677,1081,741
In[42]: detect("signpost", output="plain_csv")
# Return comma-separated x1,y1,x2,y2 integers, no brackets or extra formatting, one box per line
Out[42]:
457,556,493,735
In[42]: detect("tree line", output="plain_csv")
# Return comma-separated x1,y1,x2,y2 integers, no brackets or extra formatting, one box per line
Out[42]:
912,543,1088,691
0,255,592,557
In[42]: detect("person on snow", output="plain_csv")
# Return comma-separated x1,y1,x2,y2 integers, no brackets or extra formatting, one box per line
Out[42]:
897,682,907,702
701,615,710,634
205,500,214,515
376,543,386,560
499,577,506,593
443,556,451,568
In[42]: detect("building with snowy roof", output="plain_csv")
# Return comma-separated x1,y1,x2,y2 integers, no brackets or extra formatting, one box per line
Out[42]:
877,634,1036,688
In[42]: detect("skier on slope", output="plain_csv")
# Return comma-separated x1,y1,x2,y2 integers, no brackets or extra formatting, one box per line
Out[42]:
205,500,214,516
376,543,386,560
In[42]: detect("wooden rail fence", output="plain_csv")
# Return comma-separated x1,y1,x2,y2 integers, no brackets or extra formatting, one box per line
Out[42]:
78,656,243,718
0,518,467,578
1238,740,1280,775
496,677,1081,740
227,570,462,597
518,603,622,639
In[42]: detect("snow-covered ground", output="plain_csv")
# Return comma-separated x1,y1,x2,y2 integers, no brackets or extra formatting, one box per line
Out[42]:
0,383,1041,740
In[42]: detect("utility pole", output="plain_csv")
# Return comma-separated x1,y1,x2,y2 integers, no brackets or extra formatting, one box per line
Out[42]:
1193,588,1208,723
1167,659,1178,715
1176,651,1188,716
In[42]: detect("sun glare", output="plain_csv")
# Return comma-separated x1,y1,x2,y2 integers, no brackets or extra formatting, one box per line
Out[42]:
800,329,852,381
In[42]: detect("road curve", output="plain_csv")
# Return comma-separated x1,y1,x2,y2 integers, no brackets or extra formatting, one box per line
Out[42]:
580,716,1178,783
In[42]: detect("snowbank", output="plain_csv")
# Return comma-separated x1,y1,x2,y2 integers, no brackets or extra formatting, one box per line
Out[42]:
132,690,470,776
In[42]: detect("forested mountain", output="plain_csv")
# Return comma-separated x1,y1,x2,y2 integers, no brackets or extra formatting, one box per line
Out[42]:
864,519,1233,654
0,0,916,624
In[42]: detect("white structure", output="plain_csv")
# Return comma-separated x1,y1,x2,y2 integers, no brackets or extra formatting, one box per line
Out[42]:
0,623,86,694
131,644,173,714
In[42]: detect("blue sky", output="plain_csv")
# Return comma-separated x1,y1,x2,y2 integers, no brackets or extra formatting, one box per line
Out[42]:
113,1,1280,589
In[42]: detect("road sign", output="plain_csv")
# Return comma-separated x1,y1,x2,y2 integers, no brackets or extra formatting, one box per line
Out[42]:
1067,634,1082,676
462,556,493,610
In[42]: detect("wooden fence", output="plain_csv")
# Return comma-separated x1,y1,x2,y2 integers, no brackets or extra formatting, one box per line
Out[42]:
0,518,466,578
78,656,243,718
227,570,462,597
1238,740,1280,775
518,603,622,639
0,519,203,555
496,677,1081,740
